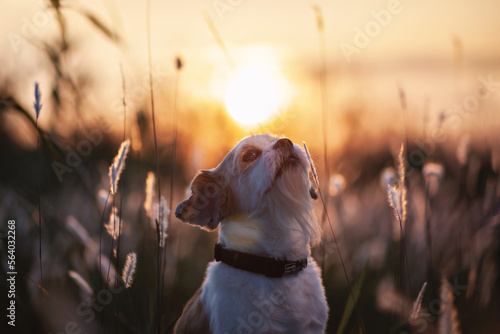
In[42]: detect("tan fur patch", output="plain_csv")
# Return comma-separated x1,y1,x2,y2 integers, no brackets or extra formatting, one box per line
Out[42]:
173,288,211,334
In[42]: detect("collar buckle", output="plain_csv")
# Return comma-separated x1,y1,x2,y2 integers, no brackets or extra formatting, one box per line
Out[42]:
284,263,297,275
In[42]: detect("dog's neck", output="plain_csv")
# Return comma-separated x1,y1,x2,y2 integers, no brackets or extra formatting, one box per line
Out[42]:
219,211,311,261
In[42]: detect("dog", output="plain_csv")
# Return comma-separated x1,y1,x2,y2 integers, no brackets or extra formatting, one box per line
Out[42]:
174,134,328,333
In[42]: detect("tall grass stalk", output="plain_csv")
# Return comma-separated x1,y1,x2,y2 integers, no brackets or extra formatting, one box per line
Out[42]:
146,0,162,331
120,63,127,142
161,57,182,315
422,163,445,284
115,62,128,331
398,143,413,296
202,12,236,71
312,5,332,275
303,142,365,334
424,178,433,280
107,140,129,332
99,190,111,290
388,144,413,317
34,82,43,287
398,85,410,153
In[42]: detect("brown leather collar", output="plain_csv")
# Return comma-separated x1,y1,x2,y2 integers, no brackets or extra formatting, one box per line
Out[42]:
214,242,308,278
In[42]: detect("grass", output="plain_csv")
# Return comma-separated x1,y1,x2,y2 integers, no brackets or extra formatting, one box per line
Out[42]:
0,2,499,334
1,111,499,333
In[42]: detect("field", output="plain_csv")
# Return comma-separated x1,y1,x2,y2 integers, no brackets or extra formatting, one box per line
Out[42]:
0,1,499,333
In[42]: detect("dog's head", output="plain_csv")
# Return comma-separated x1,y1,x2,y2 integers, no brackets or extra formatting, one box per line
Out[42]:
175,134,320,243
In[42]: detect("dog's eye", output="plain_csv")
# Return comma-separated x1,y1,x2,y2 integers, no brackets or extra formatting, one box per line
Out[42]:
242,149,260,163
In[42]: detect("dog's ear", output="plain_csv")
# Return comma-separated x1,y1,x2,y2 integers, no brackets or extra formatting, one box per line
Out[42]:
175,170,234,230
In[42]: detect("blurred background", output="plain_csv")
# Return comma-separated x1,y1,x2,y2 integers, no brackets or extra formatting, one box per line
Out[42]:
0,0,499,333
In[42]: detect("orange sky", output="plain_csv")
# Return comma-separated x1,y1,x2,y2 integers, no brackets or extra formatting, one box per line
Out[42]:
1,0,499,144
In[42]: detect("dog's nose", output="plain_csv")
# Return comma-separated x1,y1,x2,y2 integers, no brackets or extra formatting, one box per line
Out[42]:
273,138,293,150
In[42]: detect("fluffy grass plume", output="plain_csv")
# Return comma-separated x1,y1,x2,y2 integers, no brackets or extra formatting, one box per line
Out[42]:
144,172,155,218
104,207,121,240
397,143,407,227
423,162,445,196
388,143,413,297
34,82,42,118
410,282,427,322
302,141,319,186
153,196,169,247
34,81,43,285
380,167,396,189
109,139,130,195
122,252,137,288
329,174,346,197
68,270,94,296
386,143,408,239
387,185,403,223
439,278,462,334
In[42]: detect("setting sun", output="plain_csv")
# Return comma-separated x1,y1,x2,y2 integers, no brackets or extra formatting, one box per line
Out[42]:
224,66,290,127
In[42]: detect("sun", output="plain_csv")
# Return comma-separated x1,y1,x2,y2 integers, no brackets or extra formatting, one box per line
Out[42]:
224,66,289,127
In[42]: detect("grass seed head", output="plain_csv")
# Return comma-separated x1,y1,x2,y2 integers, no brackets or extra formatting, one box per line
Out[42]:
122,252,137,289
144,172,155,218
109,140,130,195
33,82,42,119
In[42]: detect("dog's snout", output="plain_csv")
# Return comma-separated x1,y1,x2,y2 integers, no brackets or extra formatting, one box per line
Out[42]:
273,138,293,150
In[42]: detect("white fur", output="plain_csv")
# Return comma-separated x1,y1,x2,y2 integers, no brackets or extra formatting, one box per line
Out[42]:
178,134,328,333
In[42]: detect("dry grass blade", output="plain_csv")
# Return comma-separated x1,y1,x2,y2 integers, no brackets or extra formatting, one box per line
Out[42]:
202,11,236,70
68,270,94,296
66,216,91,245
64,5,122,44
411,282,427,321
101,255,118,285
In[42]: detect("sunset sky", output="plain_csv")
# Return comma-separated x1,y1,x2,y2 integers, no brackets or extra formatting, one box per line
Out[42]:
2,0,499,145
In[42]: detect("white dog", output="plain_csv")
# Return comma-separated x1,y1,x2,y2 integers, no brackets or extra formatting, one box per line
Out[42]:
174,134,328,333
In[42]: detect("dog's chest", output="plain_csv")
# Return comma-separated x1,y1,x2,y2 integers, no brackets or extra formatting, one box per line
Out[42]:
201,260,328,333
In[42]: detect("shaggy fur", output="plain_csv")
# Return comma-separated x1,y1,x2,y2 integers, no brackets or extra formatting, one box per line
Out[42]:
174,134,328,333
